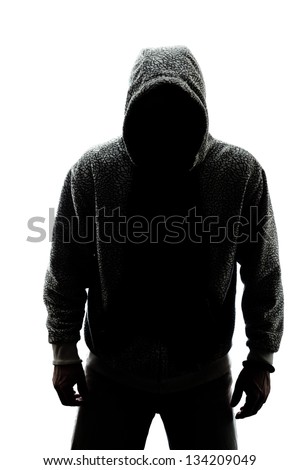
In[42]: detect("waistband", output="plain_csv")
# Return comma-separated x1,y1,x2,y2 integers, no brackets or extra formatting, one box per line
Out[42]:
86,350,231,394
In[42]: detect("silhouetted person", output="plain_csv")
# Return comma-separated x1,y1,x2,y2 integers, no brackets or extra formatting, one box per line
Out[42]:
44,45,284,450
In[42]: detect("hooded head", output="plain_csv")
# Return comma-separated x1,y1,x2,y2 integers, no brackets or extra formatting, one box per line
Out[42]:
122,46,209,174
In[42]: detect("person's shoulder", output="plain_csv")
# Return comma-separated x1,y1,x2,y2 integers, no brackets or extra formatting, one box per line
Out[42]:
73,136,124,170
70,136,125,180
208,137,262,172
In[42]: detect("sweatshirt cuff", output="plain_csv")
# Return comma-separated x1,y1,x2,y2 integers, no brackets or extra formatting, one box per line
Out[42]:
52,342,82,365
247,349,274,366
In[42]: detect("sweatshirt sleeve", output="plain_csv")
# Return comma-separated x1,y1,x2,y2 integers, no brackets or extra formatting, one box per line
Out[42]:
43,162,96,345
236,164,284,358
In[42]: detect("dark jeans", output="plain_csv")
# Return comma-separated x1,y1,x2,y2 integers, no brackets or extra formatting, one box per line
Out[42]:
71,365,237,450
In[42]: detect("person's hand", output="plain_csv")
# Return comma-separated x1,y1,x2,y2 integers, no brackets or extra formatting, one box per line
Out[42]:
52,363,89,406
230,361,273,419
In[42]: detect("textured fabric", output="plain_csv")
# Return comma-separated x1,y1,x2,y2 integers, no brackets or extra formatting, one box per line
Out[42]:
71,366,237,450
44,45,284,389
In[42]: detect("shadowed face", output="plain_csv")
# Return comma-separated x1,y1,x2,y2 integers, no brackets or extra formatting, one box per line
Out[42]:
123,83,207,172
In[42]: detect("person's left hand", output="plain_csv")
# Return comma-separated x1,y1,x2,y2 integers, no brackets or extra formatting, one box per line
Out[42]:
230,362,271,419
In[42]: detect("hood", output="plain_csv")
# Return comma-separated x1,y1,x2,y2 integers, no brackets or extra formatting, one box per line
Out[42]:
122,45,210,173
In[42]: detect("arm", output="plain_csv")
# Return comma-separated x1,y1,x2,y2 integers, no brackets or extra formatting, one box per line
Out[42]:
231,164,284,418
43,163,95,404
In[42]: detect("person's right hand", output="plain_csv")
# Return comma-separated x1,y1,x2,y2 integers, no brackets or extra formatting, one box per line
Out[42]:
52,363,89,406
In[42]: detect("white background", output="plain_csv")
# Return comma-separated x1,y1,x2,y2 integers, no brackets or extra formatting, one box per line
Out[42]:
1,1,299,468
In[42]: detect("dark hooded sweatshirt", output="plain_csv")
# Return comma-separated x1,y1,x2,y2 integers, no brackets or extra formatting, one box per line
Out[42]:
44,46,284,392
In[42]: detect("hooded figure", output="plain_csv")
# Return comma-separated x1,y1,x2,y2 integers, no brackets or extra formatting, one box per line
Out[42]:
44,46,284,450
